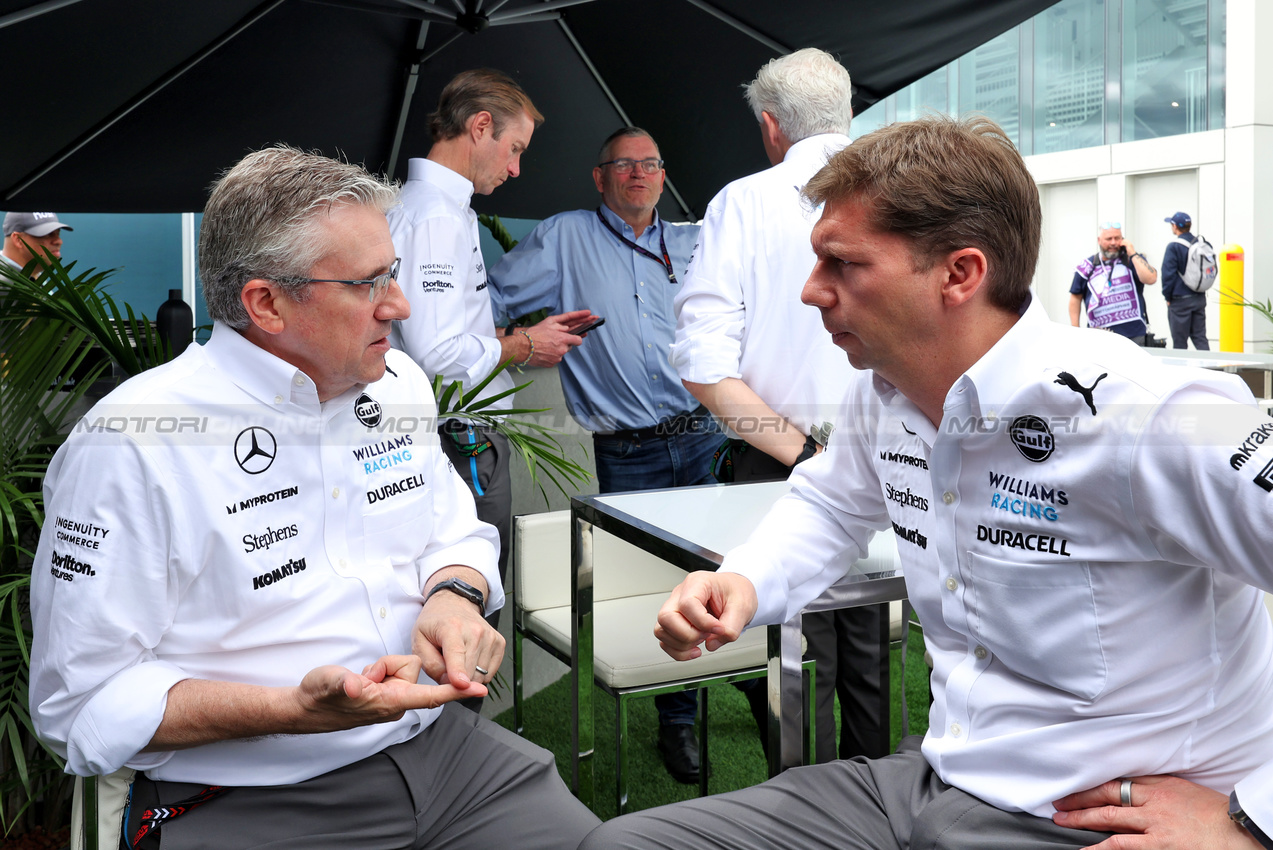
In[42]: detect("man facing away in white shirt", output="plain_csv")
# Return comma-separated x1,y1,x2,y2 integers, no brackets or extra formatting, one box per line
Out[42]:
670,47,888,768
581,116,1273,850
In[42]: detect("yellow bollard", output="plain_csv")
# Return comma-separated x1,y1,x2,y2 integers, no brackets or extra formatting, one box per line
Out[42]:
1219,244,1245,352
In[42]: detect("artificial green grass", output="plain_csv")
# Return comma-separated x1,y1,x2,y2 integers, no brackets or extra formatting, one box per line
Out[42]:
492,626,931,820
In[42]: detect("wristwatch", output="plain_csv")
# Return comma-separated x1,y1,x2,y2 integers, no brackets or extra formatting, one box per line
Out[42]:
794,433,819,465
425,577,486,617
1230,791,1273,849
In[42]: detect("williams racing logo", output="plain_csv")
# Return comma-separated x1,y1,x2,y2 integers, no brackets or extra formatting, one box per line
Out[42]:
1254,458,1273,494
1009,415,1054,463
355,393,382,427
234,427,277,475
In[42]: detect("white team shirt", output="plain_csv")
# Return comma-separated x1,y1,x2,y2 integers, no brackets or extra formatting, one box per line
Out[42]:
723,296,1273,818
29,323,502,784
388,157,514,410
670,133,855,435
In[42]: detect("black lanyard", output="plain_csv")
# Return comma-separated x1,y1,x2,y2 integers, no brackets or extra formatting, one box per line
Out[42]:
595,207,678,284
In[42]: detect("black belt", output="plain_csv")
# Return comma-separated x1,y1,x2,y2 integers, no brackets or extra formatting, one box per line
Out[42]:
593,405,713,444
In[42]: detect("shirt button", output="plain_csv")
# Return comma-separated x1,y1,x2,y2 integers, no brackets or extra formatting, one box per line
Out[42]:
332,487,340,499
639,281,645,287
379,607,387,618
974,646,988,660
294,375,305,386
985,409,997,421
652,374,659,380
946,577,958,591
339,559,347,568
647,343,652,349
942,491,955,505
642,313,648,318
274,395,284,404
950,723,962,737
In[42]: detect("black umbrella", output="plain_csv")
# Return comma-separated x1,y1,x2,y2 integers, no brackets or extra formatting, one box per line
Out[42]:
0,0,1057,220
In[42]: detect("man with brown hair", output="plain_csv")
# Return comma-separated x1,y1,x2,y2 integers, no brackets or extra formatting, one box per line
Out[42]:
389,70,592,680
579,115,1273,850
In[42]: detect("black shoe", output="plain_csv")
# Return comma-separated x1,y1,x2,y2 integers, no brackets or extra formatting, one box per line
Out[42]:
657,724,700,784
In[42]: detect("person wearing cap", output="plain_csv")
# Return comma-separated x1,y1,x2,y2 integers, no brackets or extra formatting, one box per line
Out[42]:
2,211,73,276
1068,222,1158,345
1161,211,1210,350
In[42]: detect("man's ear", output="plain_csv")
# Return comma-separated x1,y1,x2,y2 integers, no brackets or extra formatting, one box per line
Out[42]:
469,110,494,142
240,279,286,335
592,166,605,194
940,248,990,309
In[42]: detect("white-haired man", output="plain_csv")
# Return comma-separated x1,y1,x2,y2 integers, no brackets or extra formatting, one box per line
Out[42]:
670,47,886,765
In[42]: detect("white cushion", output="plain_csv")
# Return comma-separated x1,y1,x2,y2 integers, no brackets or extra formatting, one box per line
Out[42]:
526,594,781,690
515,511,692,613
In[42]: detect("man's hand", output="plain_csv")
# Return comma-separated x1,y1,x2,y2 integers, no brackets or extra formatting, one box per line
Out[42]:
296,655,483,731
655,571,759,660
413,583,505,692
1052,775,1263,849
523,309,596,367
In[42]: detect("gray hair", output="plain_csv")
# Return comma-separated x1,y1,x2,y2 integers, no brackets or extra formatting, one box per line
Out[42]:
743,47,853,143
597,126,658,164
199,145,400,329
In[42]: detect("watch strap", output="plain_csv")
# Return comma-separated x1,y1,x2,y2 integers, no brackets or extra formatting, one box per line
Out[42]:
1231,791,1273,850
425,577,486,617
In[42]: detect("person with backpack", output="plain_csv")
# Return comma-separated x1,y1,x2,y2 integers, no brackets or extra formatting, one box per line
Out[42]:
1161,211,1214,350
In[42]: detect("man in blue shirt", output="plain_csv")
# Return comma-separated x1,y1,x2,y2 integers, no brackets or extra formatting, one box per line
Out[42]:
490,127,754,785
1160,210,1210,350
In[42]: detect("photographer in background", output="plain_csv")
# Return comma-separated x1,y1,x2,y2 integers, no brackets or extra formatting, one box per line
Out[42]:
1068,222,1158,345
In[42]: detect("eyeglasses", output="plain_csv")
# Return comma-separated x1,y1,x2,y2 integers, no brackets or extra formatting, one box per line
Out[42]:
297,257,401,302
598,158,665,175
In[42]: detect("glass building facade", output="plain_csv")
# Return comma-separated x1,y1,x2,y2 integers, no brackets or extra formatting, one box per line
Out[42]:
853,0,1226,155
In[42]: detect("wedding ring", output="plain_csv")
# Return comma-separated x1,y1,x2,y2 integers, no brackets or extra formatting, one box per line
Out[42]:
1120,778,1133,807
474,665,490,677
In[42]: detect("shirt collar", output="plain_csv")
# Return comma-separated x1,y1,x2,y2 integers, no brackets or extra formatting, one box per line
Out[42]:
873,291,1046,443
407,157,474,207
950,291,1048,419
784,132,852,164
598,202,662,240
205,321,322,410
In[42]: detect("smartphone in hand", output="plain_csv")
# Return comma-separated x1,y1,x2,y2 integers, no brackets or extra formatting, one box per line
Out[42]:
567,316,605,336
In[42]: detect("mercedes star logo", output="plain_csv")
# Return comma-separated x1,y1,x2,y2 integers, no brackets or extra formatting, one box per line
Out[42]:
234,426,277,475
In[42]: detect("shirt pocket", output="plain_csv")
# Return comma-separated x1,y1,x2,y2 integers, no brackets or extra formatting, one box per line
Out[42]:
363,478,435,577
965,550,1108,701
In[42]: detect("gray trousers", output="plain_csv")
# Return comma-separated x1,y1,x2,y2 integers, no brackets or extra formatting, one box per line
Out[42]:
732,445,890,763
132,705,599,850
578,736,1113,850
1167,294,1210,350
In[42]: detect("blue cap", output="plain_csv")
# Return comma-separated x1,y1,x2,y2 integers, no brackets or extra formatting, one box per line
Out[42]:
1164,211,1191,227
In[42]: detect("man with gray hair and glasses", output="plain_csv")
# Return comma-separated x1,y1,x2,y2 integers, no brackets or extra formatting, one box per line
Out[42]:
670,47,887,766
29,145,599,849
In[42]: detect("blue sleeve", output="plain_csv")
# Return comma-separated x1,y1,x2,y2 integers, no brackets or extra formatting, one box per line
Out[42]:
1160,242,1183,300
487,220,563,322
1069,271,1089,296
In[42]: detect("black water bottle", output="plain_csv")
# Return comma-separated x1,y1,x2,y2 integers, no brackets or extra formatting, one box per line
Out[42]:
156,288,193,359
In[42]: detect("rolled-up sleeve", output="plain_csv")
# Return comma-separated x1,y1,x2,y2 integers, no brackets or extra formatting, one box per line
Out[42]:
30,428,188,776
670,194,746,385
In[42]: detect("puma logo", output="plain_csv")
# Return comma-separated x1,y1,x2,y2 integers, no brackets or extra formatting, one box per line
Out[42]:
1054,371,1108,416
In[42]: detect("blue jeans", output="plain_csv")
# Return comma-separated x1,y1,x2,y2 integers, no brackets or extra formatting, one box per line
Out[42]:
593,419,728,726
